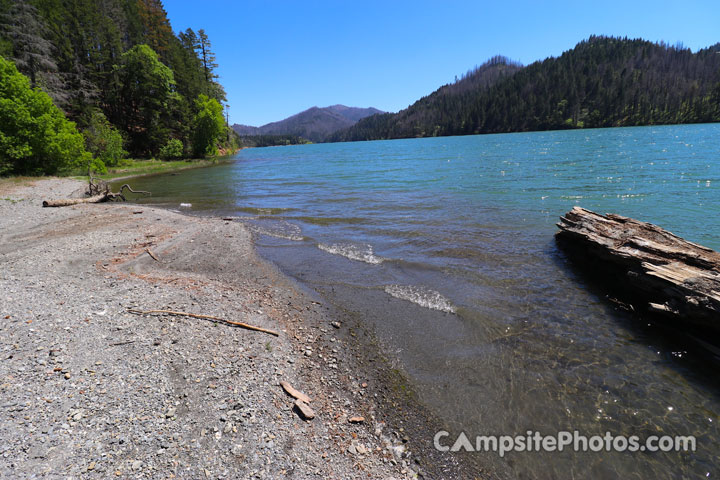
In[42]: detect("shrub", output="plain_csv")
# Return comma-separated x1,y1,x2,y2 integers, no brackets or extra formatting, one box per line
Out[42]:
83,111,127,168
159,138,184,159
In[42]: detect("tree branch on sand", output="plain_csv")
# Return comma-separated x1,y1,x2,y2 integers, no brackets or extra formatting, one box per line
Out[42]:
42,177,150,207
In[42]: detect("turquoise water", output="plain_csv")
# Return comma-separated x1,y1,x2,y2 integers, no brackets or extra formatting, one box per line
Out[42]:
124,124,720,479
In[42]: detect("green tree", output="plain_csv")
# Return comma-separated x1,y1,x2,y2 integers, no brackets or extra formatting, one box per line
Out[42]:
159,138,184,159
0,55,94,175
196,29,226,102
83,111,127,167
109,44,176,156
197,29,217,84
192,94,224,157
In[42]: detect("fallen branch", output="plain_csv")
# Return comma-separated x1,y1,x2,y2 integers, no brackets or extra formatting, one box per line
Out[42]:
145,249,160,262
127,308,280,336
42,194,109,207
42,178,151,207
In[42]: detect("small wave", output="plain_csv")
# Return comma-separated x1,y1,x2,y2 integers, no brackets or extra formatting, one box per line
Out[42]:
295,216,368,226
318,242,383,265
248,222,304,241
383,285,456,314
237,206,295,215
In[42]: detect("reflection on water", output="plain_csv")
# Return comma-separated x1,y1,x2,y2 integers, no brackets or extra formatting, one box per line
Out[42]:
119,124,720,479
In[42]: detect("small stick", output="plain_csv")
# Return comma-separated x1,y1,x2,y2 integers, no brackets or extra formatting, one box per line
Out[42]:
127,309,280,336
110,340,135,346
145,249,160,262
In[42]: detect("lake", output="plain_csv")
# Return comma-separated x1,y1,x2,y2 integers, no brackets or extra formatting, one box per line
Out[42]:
123,124,720,479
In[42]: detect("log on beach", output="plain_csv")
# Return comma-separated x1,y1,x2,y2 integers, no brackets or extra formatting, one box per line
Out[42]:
42,182,150,207
556,207,720,338
42,194,110,207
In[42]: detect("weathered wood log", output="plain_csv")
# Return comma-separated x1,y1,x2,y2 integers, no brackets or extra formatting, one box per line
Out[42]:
42,194,110,207
556,207,720,337
42,183,151,207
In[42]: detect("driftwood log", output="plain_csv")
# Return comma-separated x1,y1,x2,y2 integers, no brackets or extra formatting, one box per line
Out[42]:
556,207,720,339
42,177,150,207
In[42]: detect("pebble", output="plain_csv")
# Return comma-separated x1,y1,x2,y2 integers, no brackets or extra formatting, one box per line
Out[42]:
0,179,427,480
293,400,316,420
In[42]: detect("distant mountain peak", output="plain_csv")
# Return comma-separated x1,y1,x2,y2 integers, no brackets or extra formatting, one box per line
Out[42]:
233,105,384,142
330,36,720,142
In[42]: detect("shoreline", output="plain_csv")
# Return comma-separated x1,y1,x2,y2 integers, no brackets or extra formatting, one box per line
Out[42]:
0,177,469,478
84,155,241,184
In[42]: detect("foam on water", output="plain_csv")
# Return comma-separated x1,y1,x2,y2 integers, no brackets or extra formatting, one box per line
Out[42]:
318,242,384,265
247,221,304,241
383,284,456,313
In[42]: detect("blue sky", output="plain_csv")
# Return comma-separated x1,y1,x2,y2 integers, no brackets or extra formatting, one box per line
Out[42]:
164,1,720,127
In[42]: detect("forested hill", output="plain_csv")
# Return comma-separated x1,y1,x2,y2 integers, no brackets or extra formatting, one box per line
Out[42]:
330,37,720,142
0,0,232,163
234,105,384,142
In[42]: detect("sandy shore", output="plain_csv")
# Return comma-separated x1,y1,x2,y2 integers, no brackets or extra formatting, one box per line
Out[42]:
0,178,465,479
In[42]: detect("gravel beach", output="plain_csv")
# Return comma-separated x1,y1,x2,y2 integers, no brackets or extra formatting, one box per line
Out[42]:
0,178,467,479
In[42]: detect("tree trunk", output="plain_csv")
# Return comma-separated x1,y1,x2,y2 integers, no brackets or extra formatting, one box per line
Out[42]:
42,194,110,207
556,207,720,337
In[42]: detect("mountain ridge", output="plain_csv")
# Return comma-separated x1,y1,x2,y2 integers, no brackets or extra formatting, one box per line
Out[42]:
330,36,720,142
234,105,383,142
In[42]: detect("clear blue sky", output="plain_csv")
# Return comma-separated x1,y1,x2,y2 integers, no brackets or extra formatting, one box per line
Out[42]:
163,0,720,127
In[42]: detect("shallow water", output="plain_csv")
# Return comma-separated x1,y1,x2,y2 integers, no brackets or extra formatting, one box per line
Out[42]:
123,125,720,479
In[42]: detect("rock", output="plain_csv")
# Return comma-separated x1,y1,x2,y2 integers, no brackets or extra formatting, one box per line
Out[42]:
331,322,341,329
231,444,243,457
293,400,315,420
349,416,365,424
356,444,368,455
347,444,357,455
388,445,405,460
280,381,311,403
165,407,176,418
64,372,71,380
131,460,143,471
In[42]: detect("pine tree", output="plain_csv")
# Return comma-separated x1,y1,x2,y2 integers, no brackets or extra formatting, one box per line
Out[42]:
196,29,218,83
0,0,68,107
